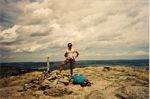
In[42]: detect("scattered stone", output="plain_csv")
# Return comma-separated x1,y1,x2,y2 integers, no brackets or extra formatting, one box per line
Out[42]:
17,86,25,92
38,74,46,84
26,77,38,84
115,92,128,99
48,71,60,80
53,79,59,85
33,84,41,90
48,75,57,80
25,89,34,95
39,79,52,90
34,90,44,96
33,80,39,84
50,70,60,75
24,84,31,90
29,83,37,88
103,66,110,71
59,78,69,85
43,79,51,85
21,70,73,96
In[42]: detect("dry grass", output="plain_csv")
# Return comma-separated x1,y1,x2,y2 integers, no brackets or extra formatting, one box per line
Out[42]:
111,66,149,81
0,71,42,88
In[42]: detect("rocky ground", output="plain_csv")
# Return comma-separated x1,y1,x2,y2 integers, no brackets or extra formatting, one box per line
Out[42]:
0,66,149,99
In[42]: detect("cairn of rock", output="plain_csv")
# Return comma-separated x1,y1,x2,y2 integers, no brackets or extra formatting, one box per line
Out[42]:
22,70,73,97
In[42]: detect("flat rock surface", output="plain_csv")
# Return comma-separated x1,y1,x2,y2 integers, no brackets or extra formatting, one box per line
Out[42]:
0,66,149,99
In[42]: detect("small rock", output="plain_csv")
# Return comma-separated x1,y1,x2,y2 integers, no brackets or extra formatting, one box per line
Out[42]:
29,83,37,88
25,89,34,95
33,84,41,90
43,79,51,84
33,80,39,84
59,78,69,85
26,77,38,84
16,86,24,92
115,92,128,99
48,73,57,80
50,70,60,75
39,79,53,90
34,90,43,96
39,85,49,90
53,79,59,85
103,66,110,71
24,84,31,90
38,74,46,84
48,83,54,88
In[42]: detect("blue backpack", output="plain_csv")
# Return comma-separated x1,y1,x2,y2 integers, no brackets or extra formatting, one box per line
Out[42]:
72,74,87,84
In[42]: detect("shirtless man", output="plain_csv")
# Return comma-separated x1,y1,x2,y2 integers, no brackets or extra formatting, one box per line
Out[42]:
59,43,79,76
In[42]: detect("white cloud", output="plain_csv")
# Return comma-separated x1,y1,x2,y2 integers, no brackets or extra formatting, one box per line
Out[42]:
0,25,19,43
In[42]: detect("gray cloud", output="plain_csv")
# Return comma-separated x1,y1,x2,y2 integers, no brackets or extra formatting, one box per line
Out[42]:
30,32,49,37
0,0,22,29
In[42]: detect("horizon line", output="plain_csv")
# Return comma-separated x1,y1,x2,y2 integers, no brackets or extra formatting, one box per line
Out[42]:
1,58,149,63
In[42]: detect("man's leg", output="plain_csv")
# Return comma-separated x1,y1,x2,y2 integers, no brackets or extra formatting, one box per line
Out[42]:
59,60,68,73
70,61,74,76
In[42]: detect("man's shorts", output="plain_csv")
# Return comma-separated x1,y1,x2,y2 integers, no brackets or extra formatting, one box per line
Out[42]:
66,58,75,63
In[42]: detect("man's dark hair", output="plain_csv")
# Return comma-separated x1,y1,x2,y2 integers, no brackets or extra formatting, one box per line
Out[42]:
67,43,72,47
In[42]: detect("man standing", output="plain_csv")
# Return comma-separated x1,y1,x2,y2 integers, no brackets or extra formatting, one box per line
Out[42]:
59,43,79,76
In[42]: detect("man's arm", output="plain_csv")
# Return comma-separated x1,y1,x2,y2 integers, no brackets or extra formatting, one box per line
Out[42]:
64,52,68,57
75,51,79,58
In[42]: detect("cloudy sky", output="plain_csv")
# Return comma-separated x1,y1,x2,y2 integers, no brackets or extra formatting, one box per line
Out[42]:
0,0,149,62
